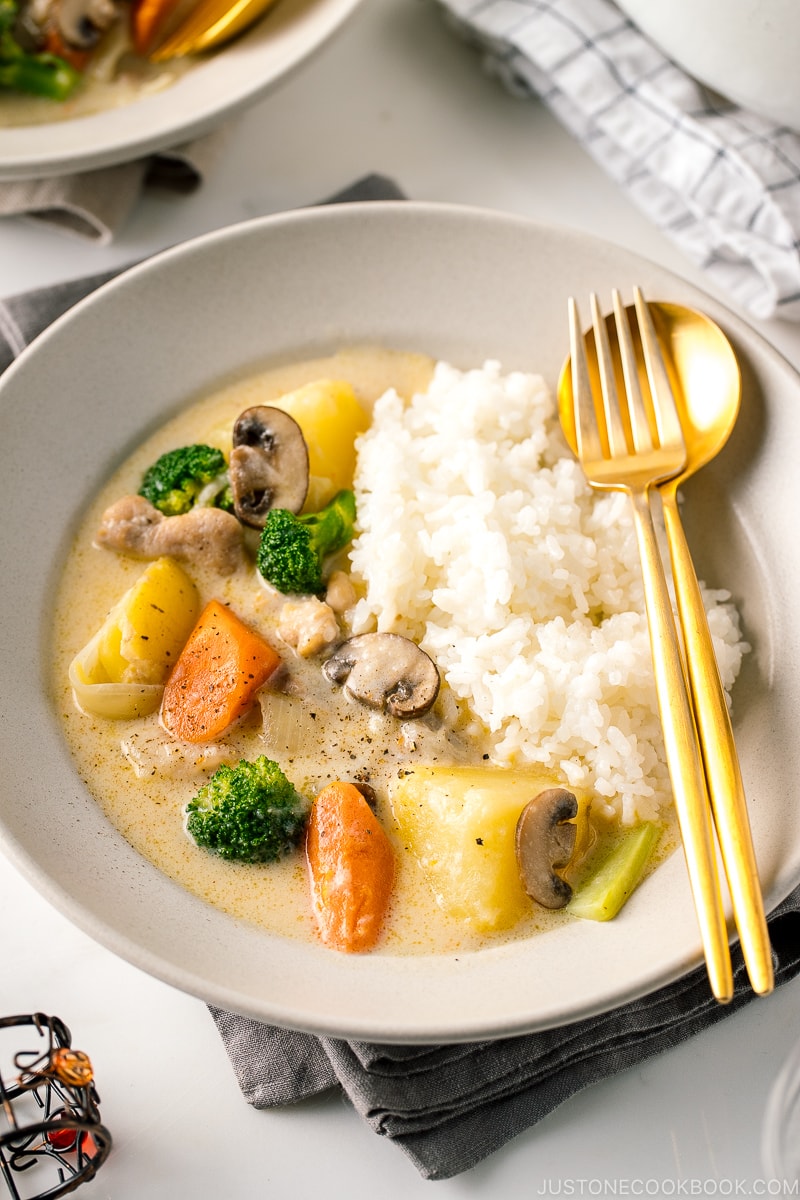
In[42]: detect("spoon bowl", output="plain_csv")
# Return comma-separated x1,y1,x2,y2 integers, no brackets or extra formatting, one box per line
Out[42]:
151,0,281,61
557,300,742,474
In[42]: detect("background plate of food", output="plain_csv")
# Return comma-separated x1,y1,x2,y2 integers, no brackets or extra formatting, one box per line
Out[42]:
0,201,798,1043
0,0,362,180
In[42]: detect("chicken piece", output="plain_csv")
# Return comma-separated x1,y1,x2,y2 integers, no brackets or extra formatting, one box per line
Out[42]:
325,569,357,614
96,495,245,575
121,730,235,779
278,595,340,658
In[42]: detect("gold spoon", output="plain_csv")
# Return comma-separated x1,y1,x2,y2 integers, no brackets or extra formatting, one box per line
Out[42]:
558,300,773,997
150,0,280,62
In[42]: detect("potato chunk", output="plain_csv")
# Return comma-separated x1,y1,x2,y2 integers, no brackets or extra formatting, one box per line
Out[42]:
69,557,200,718
271,379,369,510
96,557,201,684
390,765,589,933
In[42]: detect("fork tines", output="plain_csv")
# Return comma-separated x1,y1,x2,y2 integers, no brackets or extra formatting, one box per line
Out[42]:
569,288,687,482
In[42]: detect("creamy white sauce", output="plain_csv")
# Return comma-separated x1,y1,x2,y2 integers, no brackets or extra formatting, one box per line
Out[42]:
0,45,193,127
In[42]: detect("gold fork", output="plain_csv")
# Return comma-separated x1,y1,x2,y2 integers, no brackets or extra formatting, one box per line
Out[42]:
150,0,280,61
566,288,734,1003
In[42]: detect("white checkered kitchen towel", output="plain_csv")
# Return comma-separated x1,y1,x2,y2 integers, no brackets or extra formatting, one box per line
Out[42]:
434,0,800,321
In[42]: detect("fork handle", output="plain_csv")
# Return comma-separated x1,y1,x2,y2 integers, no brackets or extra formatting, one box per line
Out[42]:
629,486,734,1002
661,485,774,995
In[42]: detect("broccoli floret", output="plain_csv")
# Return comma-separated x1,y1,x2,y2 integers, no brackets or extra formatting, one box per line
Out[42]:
256,489,356,594
139,444,231,517
0,0,80,99
185,756,308,863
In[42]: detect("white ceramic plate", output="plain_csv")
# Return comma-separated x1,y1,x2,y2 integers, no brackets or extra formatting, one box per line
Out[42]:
0,0,361,181
1,202,798,1043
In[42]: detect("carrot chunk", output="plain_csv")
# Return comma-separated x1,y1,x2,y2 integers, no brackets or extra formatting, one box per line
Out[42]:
306,781,395,953
161,599,280,743
43,28,91,70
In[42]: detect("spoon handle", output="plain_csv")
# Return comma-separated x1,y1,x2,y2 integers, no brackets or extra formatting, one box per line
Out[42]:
661,484,774,995
630,487,733,1004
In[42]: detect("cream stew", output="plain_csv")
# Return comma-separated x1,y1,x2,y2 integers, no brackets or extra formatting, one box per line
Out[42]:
52,347,674,956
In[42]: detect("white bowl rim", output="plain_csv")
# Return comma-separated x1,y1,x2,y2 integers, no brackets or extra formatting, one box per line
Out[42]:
0,0,363,180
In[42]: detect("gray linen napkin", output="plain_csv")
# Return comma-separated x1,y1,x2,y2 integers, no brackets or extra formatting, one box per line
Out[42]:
209,895,800,1178
0,128,227,243
432,0,800,322
3,173,799,1181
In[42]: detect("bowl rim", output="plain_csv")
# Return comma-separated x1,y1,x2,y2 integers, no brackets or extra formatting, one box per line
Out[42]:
0,0,363,181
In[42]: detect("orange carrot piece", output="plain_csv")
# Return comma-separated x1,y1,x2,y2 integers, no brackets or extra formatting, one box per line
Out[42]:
131,0,182,54
161,599,280,743
306,781,395,953
43,28,91,70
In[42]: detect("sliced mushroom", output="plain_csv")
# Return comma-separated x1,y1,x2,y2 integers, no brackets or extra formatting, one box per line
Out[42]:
229,406,309,527
57,0,122,48
350,780,378,811
322,633,440,719
515,788,578,910
12,0,48,50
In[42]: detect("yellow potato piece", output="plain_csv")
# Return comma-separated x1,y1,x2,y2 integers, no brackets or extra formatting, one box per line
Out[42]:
271,379,369,509
390,765,590,933
99,557,200,683
69,558,200,718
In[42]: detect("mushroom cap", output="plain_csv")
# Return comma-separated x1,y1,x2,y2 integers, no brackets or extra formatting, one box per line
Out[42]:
229,406,309,527
57,0,121,47
515,787,578,909
322,632,440,719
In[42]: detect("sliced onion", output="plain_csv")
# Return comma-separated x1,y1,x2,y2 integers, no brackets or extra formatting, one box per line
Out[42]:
69,627,163,720
259,691,318,755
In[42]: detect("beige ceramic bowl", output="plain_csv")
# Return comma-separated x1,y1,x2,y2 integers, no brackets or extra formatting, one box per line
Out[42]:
0,203,799,1041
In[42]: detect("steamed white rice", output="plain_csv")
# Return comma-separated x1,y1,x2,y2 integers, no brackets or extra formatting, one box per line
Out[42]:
348,360,749,827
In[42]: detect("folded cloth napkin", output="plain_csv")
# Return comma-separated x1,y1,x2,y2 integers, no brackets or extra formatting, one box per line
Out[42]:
210,893,800,1180
3,172,799,1182
431,0,800,322
0,127,227,244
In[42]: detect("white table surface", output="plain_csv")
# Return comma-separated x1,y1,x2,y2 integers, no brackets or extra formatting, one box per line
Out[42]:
2,1,800,1195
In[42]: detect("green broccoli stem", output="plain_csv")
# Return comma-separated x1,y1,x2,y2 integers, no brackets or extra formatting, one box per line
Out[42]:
0,0,81,101
567,821,662,922
256,489,357,595
139,444,230,517
311,489,357,555
0,51,81,98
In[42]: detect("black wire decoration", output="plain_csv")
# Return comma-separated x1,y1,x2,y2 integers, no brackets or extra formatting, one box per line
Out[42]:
0,1013,111,1199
